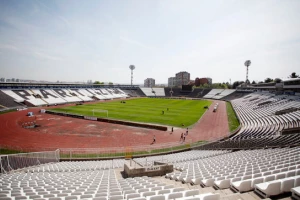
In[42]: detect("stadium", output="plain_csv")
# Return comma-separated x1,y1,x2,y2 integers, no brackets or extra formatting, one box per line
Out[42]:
1,0,300,199
0,79,300,200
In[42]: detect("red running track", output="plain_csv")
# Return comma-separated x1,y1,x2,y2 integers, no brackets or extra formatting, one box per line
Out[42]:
0,100,229,151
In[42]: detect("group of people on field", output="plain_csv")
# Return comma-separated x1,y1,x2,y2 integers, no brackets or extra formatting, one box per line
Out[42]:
152,127,189,144
180,128,189,143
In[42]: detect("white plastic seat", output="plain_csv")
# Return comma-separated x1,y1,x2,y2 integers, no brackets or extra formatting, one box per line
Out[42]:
163,186,174,190
164,192,183,200
264,175,275,182
281,178,296,193
130,198,146,200
137,189,149,193
110,195,124,200
146,195,165,200
201,179,215,187
296,177,300,187
251,177,264,189
255,181,281,198
151,187,163,192
157,190,170,195
126,193,141,200
110,192,122,196
231,180,252,192
141,192,156,197
196,193,220,200
291,186,300,200
171,188,185,193
287,171,296,177
93,197,108,200
65,196,78,200
183,190,199,197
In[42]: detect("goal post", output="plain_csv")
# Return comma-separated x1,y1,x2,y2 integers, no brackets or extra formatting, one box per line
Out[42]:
92,109,108,117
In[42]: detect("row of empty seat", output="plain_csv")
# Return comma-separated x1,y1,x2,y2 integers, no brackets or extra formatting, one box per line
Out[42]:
165,147,300,198
0,89,128,106
231,92,300,139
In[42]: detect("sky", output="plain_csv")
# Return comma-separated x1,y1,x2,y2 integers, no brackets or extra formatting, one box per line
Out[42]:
0,0,300,84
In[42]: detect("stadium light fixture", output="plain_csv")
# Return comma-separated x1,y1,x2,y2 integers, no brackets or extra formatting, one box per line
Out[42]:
244,60,251,85
129,65,135,86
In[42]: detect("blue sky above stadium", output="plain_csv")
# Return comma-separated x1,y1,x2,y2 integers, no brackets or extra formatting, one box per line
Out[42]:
0,0,300,84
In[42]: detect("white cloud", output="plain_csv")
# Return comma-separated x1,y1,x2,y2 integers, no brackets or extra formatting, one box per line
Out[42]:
34,51,62,61
119,36,155,50
0,44,20,51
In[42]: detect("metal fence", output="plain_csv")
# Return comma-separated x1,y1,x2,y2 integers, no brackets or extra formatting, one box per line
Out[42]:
0,150,60,173
59,139,195,160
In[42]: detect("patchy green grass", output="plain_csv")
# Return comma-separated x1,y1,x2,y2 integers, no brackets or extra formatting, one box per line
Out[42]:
226,102,240,132
0,109,15,115
51,98,212,127
0,149,24,155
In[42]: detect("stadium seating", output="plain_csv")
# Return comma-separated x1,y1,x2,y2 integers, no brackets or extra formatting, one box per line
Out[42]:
212,90,235,99
67,89,94,101
0,90,25,109
203,89,224,99
198,133,300,149
165,147,300,193
0,88,129,107
230,92,300,140
187,89,212,98
140,88,156,97
220,91,252,101
292,186,300,200
151,88,165,97
1,147,300,199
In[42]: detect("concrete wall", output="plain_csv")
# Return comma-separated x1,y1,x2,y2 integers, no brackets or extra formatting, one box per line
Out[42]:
124,160,173,178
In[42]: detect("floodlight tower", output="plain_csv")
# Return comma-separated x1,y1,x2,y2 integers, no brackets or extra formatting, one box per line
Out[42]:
129,65,135,86
244,60,251,85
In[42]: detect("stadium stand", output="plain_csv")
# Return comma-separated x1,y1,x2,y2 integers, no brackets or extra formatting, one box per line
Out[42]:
165,147,300,195
203,89,224,99
140,88,156,97
212,90,236,99
0,90,25,109
198,133,300,149
68,89,94,101
151,88,165,97
122,88,146,97
1,147,300,199
187,89,211,98
0,168,220,200
220,91,252,101
230,92,300,140
164,88,182,97
0,88,129,107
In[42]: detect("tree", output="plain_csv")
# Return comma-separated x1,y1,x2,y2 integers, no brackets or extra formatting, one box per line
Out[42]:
94,81,104,84
232,81,244,89
289,72,299,78
108,82,113,85
264,78,273,83
251,80,256,84
274,78,282,83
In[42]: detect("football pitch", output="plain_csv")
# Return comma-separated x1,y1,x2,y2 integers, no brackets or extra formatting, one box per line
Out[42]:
50,98,212,127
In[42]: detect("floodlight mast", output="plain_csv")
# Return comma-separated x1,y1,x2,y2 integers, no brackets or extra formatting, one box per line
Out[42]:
129,65,135,86
244,60,251,85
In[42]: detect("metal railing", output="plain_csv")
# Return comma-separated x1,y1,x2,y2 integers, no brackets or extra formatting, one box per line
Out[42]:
59,140,195,160
0,150,60,173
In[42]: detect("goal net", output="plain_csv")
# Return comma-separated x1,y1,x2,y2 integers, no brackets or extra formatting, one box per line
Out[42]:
92,109,108,117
